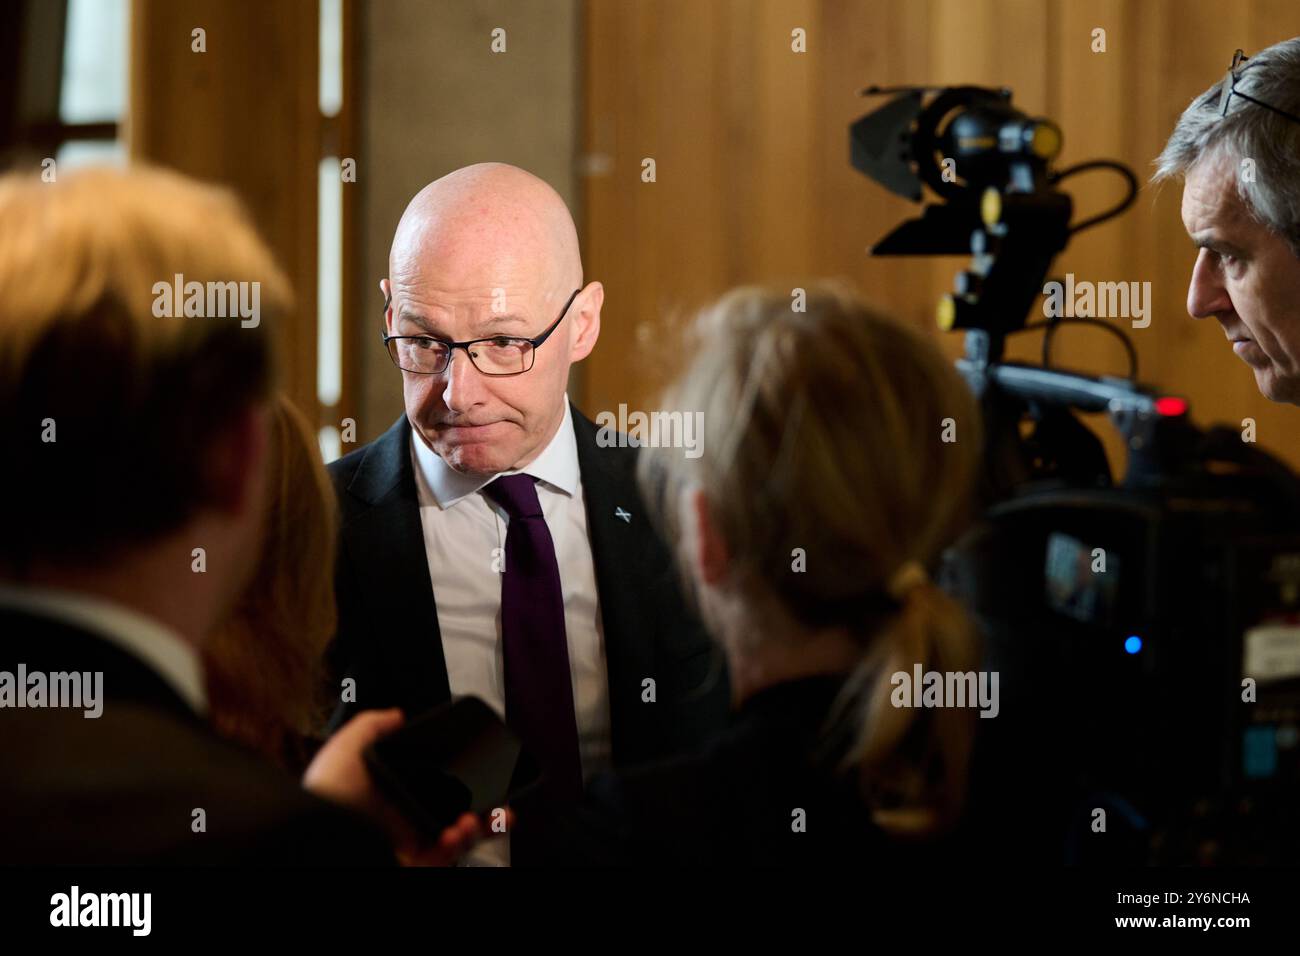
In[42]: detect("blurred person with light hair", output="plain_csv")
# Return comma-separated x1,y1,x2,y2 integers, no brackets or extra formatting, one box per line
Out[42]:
516,283,991,864
0,166,479,864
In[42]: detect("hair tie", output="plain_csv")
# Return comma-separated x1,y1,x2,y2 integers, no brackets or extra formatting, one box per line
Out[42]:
887,560,928,600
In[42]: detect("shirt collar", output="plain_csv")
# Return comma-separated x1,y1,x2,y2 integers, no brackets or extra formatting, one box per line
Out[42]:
0,583,207,715
412,397,580,508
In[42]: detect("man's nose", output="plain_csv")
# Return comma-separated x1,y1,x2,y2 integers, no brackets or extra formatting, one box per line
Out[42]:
1187,248,1232,321
441,346,487,412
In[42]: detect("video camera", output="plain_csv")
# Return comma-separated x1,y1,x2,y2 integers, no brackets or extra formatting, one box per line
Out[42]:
851,84,1300,864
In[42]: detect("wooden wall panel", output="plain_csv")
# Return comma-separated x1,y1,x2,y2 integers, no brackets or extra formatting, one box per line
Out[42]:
129,0,320,421
580,0,1300,474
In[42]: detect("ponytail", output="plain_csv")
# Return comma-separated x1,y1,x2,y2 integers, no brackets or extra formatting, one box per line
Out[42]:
835,568,981,839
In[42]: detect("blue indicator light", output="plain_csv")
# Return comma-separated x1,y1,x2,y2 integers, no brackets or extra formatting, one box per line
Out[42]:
1124,635,1142,655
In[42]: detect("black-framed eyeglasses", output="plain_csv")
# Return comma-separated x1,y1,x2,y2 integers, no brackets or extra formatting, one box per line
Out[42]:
382,288,581,376
1217,48,1300,123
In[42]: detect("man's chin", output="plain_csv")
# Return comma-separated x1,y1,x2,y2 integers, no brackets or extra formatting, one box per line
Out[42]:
438,447,511,476
432,439,518,477
422,421,520,475
1254,367,1300,406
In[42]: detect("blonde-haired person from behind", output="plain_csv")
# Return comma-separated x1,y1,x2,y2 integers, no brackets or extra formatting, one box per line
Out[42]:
516,282,986,865
656,281,984,841
204,392,336,771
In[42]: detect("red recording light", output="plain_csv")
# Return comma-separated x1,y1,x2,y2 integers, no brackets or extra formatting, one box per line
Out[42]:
1154,396,1188,417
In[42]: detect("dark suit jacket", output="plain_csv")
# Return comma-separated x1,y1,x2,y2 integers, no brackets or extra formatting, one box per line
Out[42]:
325,405,730,772
515,675,912,866
516,673,1033,867
0,607,394,865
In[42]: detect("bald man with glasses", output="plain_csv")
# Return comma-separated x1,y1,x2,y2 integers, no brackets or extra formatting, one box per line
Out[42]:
325,163,728,865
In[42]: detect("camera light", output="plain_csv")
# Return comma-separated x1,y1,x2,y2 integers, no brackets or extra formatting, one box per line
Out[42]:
980,187,1002,227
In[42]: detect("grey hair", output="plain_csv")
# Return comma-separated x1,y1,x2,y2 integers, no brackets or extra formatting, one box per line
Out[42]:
1152,37,1300,257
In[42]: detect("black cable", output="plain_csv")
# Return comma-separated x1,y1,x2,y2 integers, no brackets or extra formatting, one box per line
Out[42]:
1051,160,1139,236
1013,316,1139,379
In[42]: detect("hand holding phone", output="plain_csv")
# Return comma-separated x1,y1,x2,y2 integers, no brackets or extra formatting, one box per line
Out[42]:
363,696,521,841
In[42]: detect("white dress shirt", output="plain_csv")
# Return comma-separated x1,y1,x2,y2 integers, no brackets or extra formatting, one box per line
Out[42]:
410,398,610,866
0,582,207,715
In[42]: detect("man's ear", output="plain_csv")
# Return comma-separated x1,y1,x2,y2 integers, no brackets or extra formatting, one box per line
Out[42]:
207,402,270,518
688,486,729,586
380,278,393,332
568,280,603,363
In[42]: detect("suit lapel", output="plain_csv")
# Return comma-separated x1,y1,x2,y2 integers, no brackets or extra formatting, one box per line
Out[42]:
342,415,452,710
570,403,660,764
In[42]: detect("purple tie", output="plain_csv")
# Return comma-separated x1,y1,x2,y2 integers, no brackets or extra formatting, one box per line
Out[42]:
483,473,584,801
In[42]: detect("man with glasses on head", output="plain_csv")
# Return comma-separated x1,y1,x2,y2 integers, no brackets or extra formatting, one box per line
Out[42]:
1154,40,1300,405
325,163,727,865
